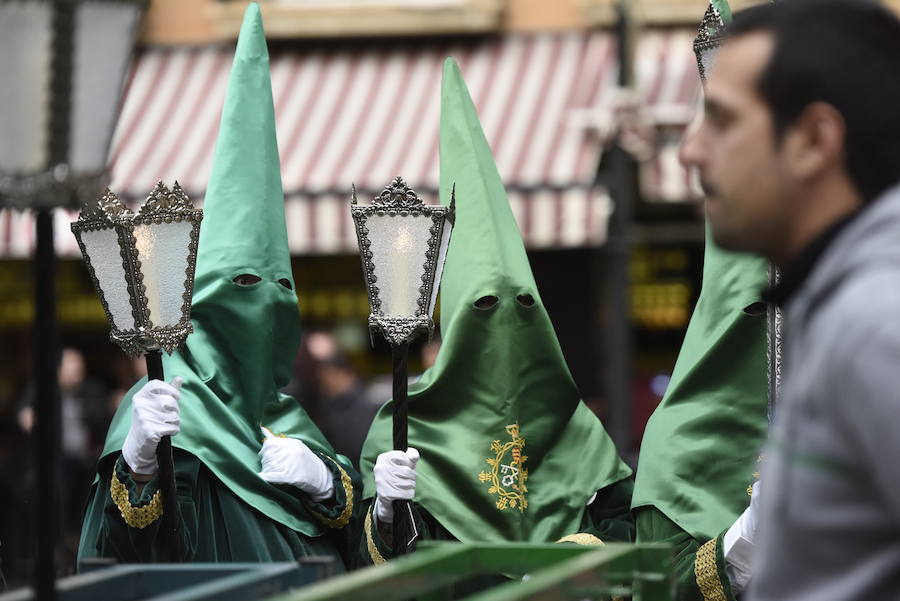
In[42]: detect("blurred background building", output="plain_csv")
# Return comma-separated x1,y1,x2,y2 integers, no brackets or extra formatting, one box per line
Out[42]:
4,0,899,586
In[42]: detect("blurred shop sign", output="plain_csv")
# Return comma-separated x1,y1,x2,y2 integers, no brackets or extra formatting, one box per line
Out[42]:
630,246,693,330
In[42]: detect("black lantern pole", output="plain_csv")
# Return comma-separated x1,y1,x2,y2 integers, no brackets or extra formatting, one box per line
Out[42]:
32,1,75,594
351,178,454,558
33,209,61,601
390,340,411,556
144,348,181,561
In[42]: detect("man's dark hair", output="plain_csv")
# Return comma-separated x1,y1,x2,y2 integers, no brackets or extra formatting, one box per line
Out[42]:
728,0,900,203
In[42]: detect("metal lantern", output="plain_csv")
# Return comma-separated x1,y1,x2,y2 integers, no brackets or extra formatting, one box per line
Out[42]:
351,176,455,347
71,182,203,356
0,0,145,209
693,2,729,83
350,176,454,557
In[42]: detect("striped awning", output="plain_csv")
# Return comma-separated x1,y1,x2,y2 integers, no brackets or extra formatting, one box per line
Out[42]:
1,29,701,258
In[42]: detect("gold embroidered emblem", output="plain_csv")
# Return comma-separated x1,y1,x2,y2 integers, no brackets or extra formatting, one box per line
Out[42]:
478,423,529,511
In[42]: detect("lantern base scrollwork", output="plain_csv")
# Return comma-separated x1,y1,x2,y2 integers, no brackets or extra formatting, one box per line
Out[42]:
369,315,434,347
110,323,195,358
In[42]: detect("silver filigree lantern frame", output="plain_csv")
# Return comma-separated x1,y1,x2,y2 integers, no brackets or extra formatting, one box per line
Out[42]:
71,182,203,356
693,2,728,83
351,177,455,347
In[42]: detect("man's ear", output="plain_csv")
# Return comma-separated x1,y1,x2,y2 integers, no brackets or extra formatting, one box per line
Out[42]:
782,101,846,181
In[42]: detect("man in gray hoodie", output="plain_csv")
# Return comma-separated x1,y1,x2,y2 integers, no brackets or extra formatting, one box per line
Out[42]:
680,1,900,599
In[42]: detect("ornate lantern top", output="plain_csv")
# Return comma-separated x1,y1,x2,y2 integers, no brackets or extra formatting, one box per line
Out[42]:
693,0,730,83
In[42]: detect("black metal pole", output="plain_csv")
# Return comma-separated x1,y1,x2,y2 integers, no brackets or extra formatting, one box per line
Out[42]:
144,349,182,562
390,342,414,557
598,0,637,459
600,144,637,458
33,211,59,601
33,0,75,591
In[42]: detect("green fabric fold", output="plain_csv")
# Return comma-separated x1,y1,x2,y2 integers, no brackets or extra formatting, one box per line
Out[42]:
631,230,769,540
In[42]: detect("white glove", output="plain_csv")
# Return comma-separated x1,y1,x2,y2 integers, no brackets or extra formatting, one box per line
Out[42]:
373,447,419,525
743,480,761,540
724,480,761,594
121,377,183,476
258,426,334,502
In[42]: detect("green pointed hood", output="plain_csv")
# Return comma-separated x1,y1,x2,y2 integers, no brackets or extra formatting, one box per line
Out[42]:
99,3,333,536
710,0,732,22
361,58,631,543
188,0,298,413
632,233,768,540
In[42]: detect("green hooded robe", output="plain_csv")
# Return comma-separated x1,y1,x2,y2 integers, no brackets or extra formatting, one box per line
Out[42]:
358,58,634,565
77,3,361,567
631,4,770,599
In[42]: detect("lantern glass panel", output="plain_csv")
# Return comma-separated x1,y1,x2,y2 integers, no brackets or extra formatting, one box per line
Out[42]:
367,213,434,318
80,227,135,330
699,47,718,80
70,2,142,172
0,2,52,173
133,221,193,328
428,219,452,317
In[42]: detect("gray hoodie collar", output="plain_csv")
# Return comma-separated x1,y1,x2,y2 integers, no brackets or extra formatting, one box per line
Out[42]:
787,183,900,320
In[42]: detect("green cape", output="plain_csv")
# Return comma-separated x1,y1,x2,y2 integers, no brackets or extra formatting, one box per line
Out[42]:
631,231,769,540
632,0,769,542
100,3,334,536
360,58,631,543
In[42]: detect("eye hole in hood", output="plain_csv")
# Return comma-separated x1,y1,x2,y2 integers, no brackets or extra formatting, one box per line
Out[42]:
474,295,499,310
517,294,535,307
743,301,766,316
233,273,262,286
278,278,293,290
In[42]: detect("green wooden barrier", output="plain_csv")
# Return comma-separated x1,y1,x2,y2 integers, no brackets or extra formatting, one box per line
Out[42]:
0,559,332,601
267,542,674,601
0,543,672,601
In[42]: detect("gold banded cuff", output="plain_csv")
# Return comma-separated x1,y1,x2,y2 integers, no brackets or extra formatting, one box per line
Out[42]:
695,537,729,601
109,465,163,529
308,456,354,529
364,505,387,565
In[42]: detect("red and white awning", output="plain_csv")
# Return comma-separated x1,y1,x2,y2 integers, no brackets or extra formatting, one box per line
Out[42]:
1,29,700,258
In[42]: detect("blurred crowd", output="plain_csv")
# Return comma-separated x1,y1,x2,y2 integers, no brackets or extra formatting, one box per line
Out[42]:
0,347,147,586
0,330,440,586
